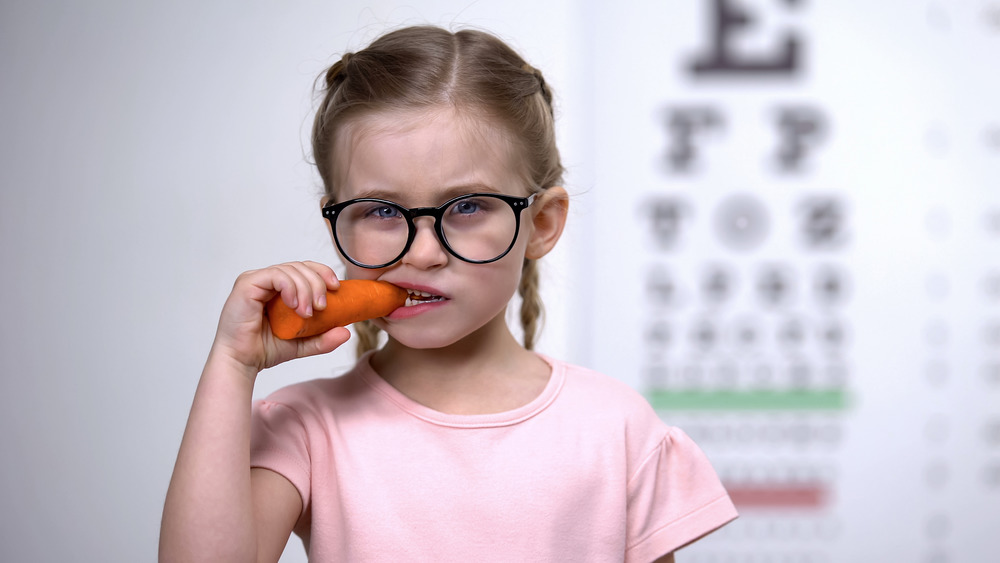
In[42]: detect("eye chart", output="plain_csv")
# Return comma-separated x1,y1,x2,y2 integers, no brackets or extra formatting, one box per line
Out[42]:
579,1,1000,561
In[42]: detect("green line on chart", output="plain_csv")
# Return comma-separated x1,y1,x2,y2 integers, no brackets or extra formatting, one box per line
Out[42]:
646,389,850,411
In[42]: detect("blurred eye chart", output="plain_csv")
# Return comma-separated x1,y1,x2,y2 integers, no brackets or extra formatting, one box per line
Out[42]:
580,1,1000,561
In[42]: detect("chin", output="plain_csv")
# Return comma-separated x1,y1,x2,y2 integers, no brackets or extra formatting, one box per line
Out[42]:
372,321,461,350
374,304,512,351
388,332,463,350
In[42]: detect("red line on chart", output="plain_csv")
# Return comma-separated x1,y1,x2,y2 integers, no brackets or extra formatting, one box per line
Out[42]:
725,483,829,509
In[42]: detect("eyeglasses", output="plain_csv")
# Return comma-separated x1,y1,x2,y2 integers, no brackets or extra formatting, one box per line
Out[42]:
322,192,537,269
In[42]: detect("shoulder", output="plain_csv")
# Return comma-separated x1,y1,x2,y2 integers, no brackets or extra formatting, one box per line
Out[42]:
543,356,670,452
546,355,660,418
255,360,370,417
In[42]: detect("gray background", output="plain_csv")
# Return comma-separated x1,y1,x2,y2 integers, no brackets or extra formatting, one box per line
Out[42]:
2,1,998,562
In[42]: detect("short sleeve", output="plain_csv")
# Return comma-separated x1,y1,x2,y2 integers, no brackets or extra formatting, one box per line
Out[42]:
250,399,312,516
625,427,738,562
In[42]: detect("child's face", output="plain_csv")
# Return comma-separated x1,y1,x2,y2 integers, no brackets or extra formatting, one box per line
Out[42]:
328,106,535,350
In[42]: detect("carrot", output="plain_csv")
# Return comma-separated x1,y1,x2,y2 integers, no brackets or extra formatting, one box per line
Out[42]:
266,279,408,340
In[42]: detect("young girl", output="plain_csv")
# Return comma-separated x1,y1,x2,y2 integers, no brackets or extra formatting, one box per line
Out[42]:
160,25,736,562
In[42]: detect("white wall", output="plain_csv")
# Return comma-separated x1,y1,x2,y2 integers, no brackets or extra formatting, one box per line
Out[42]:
583,2,1000,562
0,2,582,561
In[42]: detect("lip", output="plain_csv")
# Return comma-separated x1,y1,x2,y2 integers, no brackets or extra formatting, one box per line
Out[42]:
383,281,450,320
390,281,448,296
386,298,449,320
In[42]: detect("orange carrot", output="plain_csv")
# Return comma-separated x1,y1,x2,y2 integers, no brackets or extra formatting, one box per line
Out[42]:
266,279,408,340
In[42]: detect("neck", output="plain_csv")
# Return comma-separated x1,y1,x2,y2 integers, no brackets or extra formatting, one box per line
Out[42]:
369,316,550,415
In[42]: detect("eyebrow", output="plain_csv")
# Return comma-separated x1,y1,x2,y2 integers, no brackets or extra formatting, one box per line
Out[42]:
349,183,504,204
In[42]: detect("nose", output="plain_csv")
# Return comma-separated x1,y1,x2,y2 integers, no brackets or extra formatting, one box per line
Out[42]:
400,216,448,269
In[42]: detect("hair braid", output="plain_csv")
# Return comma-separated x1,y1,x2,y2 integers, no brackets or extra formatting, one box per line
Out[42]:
521,63,554,118
325,52,353,88
354,319,381,358
519,257,543,350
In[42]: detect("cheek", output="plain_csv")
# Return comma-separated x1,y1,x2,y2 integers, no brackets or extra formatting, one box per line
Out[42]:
343,263,383,282
473,256,525,301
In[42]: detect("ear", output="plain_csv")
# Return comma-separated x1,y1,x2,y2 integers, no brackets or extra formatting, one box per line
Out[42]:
525,186,569,260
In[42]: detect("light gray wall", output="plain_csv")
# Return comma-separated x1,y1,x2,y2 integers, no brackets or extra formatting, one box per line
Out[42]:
0,2,582,561
3,1,998,562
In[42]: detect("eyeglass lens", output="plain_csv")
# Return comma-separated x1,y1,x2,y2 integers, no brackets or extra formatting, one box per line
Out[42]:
334,194,521,267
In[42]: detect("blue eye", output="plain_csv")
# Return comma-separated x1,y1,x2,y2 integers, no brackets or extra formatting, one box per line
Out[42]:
362,204,401,219
453,200,481,214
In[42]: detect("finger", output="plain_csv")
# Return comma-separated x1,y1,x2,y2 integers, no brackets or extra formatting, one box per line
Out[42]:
292,261,336,312
232,267,278,300
301,261,340,309
272,263,318,318
295,326,352,358
302,261,340,288
268,267,303,311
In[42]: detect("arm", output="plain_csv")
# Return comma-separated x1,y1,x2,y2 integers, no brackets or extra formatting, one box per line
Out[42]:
654,554,676,563
159,262,351,563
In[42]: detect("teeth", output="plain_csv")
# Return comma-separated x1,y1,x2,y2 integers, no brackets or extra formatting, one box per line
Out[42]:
404,289,444,307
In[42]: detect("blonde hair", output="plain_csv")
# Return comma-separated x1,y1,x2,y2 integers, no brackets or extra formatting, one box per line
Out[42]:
311,25,563,357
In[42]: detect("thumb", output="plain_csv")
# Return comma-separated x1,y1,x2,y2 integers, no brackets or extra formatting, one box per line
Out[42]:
295,326,353,359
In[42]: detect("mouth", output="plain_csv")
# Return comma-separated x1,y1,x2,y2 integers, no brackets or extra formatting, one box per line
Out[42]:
404,289,446,307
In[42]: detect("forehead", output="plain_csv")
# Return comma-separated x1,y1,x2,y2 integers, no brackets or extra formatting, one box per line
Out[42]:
330,106,525,203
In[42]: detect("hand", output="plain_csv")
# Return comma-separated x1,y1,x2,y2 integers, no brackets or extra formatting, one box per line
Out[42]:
210,261,352,375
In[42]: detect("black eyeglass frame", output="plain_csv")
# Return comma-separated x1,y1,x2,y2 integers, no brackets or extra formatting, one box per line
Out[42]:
322,192,538,269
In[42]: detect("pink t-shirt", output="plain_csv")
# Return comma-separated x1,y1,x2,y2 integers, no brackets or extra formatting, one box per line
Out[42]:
250,353,736,561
